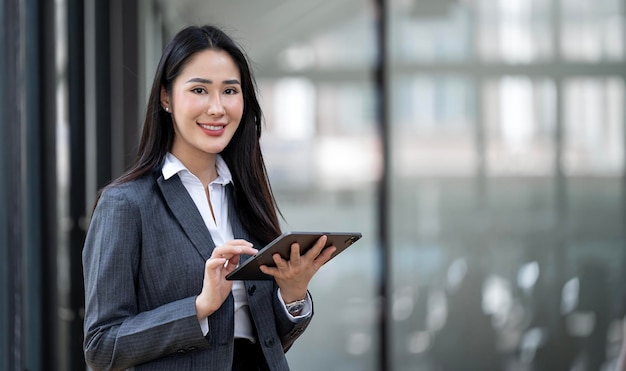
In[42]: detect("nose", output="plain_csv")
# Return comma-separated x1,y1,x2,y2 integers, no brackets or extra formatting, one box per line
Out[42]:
207,93,225,116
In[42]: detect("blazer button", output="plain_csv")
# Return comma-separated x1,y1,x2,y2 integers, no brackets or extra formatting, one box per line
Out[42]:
264,337,275,347
248,285,256,295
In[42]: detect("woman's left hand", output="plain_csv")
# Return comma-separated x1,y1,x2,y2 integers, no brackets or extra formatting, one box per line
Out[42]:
259,235,336,303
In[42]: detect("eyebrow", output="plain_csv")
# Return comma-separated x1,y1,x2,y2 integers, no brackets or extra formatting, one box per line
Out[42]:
186,77,241,85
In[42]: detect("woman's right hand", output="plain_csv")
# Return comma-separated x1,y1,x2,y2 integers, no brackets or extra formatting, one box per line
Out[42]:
195,240,258,319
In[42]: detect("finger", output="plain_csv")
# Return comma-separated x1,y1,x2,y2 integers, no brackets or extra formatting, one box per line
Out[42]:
272,252,288,269
212,241,257,259
206,257,229,270
228,254,242,266
221,241,255,254
224,258,238,271
289,242,301,264
314,245,337,266
225,239,255,248
304,235,328,259
258,264,276,276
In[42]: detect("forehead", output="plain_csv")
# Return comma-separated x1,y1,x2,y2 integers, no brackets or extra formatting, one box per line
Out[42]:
178,49,241,79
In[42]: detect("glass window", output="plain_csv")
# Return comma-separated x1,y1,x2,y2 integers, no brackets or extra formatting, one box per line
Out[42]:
254,5,380,371
390,1,472,63
484,77,556,176
392,74,476,178
390,1,626,370
477,0,554,62
560,0,625,61
279,13,376,70
563,77,624,175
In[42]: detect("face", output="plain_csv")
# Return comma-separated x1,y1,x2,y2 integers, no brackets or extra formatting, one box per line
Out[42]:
161,49,243,164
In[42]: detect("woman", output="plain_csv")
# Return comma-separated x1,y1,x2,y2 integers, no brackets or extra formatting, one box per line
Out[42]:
82,25,335,370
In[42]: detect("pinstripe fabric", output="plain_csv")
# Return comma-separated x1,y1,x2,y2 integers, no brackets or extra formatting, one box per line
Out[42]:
83,170,311,370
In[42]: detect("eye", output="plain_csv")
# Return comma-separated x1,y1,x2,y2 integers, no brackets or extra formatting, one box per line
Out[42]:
191,87,206,94
224,88,239,95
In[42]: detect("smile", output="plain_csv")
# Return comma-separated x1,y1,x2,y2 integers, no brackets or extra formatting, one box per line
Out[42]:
198,123,225,131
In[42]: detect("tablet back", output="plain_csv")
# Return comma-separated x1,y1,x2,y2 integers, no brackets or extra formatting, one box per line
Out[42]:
226,231,362,280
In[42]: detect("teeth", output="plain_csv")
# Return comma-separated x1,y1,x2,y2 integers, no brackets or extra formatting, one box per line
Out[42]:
200,124,223,130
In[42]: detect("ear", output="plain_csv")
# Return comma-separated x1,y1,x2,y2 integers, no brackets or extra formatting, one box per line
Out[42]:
160,86,170,109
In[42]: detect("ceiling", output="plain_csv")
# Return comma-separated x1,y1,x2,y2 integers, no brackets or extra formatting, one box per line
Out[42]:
156,0,366,66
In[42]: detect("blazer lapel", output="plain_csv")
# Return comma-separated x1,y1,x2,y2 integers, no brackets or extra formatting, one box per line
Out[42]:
157,173,215,260
226,184,248,241
226,185,254,263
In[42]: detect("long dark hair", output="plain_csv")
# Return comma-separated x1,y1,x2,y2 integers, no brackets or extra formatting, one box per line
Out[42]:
102,25,281,244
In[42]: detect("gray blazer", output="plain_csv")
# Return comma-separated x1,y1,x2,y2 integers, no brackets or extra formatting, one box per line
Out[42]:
83,170,311,370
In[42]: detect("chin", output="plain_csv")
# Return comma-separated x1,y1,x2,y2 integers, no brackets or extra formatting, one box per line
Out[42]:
201,145,228,155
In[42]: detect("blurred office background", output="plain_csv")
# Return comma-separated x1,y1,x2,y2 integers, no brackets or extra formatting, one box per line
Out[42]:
1,0,625,370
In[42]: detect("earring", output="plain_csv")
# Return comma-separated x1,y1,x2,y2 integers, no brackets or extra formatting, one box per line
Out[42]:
164,107,169,112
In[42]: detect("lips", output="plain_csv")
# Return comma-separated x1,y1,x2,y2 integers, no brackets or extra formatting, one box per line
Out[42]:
198,122,226,136
198,123,225,131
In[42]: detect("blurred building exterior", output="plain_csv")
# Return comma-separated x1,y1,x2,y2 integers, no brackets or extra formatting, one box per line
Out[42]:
1,0,625,370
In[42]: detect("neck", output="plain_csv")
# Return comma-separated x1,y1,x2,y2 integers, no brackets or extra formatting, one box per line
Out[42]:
172,150,218,186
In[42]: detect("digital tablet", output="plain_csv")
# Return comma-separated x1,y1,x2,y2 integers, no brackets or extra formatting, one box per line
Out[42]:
226,231,362,280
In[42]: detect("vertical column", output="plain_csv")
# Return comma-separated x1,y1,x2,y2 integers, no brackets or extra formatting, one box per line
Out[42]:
67,0,86,369
110,0,140,178
552,0,567,303
618,0,626,322
621,0,626,321
94,0,112,188
121,0,140,168
85,0,112,209
0,0,23,369
1,0,59,368
373,0,390,370
551,1,570,361
0,0,9,368
23,0,58,369
471,11,487,215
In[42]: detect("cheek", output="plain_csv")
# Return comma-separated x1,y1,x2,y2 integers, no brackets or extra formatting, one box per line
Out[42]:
177,97,206,115
172,89,206,112
228,99,244,120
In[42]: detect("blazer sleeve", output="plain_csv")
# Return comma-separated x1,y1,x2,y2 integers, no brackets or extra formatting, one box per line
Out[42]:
272,287,313,352
82,187,210,370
